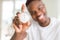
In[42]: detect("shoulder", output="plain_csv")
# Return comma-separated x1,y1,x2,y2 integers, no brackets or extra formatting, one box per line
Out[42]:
52,17,60,28
50,17,60,23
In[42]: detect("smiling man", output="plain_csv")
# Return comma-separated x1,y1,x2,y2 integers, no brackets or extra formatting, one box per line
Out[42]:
11,0,60,40
26,0,50,27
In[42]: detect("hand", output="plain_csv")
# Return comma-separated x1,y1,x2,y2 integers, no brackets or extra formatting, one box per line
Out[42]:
22,21,31,31
12,21,30,40
13,21,31,33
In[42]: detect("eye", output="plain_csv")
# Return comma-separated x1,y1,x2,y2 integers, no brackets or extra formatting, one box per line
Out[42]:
30,11,36,15
38,5,44,10
38,7,41,10
44,13,46,16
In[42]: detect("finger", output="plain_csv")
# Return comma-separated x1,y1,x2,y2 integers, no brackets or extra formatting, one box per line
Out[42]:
13,24,19,31
19,24,22,31
27,21,31,26
13,24,22,33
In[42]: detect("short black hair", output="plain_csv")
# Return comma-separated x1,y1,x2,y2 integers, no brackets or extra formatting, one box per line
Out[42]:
26,0,41,6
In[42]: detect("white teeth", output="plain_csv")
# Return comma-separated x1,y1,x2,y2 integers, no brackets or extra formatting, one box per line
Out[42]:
38,15,44,19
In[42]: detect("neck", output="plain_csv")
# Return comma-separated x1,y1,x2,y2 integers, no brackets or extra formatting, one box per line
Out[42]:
39,17,50,27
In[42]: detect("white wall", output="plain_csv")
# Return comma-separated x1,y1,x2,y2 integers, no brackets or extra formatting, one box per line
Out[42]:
58,0,60,20
0,0,2,40
42,0,58,18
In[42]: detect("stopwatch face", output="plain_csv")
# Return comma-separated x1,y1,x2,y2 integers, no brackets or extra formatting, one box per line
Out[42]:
19,13,30,23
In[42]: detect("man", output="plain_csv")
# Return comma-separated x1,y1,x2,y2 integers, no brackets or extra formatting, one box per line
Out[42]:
11,0,60,40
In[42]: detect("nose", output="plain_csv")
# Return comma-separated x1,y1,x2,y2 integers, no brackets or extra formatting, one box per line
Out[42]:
36,11,42,17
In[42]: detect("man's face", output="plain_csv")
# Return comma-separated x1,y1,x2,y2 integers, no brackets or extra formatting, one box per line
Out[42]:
27,1,47,24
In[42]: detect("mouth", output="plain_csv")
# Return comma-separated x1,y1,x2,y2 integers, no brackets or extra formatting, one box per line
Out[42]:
37,14,44,20
37,15,46,23
38,16,41,19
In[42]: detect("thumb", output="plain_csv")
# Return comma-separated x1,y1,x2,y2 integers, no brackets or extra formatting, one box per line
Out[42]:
19,24,23,31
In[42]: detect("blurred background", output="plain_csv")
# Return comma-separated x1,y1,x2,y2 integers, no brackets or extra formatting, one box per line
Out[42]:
0,0,60,40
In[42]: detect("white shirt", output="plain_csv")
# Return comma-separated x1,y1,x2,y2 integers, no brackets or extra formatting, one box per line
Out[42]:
2,17,60,40
24,17,60,40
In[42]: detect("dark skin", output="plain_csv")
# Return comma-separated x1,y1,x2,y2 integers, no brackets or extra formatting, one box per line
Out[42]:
21,4,25,12
27,1,50,27
11,16,30,40
11,12,30,40
11,1,50,40
11,12,27,40
13,12,22,28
